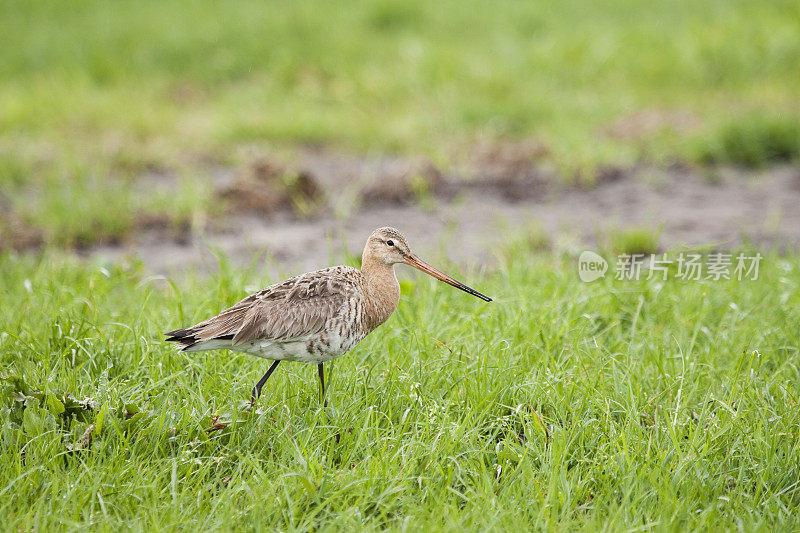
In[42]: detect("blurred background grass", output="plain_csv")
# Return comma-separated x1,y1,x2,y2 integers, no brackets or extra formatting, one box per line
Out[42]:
1,0,800,247
3,0,799,161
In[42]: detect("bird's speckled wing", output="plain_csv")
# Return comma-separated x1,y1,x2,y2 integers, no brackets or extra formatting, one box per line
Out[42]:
166,266,363,349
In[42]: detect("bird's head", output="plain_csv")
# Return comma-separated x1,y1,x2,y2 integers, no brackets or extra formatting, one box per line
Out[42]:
365,227,413,265
363,227,492,302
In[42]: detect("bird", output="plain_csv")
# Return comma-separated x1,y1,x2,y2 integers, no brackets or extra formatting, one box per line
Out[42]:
164,227,492,406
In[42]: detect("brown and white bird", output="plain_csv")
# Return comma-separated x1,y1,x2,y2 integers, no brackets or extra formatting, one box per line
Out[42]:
165,227,491,406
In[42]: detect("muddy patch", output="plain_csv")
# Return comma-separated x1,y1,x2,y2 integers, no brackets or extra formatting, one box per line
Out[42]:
603,109,702,141
84,149,800,274
0,210,44,250
217,155,323,217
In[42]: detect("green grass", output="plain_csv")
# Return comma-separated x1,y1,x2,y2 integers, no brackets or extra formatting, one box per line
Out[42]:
3,0,798,159
2,247,799,530
2,0,799,247
605,226,663,256
691,115,800,167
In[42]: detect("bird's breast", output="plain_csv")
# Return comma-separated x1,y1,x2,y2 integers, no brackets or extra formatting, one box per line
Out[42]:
361,280,400,332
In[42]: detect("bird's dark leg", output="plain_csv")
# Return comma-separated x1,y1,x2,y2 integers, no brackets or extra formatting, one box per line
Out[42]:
250,360,281,406
318,363,328,407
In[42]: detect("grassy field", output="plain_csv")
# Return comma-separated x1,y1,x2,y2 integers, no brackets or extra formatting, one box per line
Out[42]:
2,1,800,529
2,0,800,247
2,247,799,530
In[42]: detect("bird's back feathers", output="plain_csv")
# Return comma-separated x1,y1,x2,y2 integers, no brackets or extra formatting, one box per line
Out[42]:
165,266,363,353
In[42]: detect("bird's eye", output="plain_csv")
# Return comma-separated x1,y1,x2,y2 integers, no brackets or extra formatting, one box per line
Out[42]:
386,240,394,247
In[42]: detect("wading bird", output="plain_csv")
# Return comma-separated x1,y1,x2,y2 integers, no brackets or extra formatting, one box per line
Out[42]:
165,227,491,406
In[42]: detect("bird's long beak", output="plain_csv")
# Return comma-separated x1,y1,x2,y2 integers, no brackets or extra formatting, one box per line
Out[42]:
403,253,492,302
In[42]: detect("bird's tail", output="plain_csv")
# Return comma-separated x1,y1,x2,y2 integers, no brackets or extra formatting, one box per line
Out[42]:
164,327,201,351
165,327,235,352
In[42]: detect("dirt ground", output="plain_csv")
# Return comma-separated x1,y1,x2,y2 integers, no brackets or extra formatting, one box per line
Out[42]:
86,148,800,275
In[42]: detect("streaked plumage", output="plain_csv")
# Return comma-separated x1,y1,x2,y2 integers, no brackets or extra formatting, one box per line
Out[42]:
165,227,491,405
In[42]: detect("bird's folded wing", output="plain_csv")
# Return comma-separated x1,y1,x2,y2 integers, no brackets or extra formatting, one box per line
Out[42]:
169,267,362,347
231,271,357,345
231,296,331,345
190,267,357,346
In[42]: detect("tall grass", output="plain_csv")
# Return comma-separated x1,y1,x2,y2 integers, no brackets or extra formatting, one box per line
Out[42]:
2,247,799,530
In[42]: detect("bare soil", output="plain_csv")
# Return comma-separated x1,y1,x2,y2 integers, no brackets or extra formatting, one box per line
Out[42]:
81,144,800,275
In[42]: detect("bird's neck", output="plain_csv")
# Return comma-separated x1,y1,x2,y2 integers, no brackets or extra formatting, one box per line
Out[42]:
360,254,401,331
